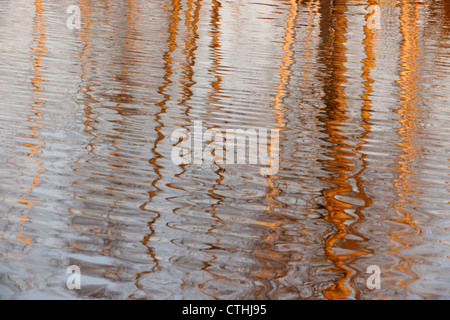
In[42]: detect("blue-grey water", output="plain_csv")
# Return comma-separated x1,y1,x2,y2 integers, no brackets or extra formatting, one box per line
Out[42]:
0,0,450,299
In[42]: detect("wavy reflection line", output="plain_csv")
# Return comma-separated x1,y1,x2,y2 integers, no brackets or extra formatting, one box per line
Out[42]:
17,0,48,247
444,1,450,207
134,0,182,296
296,0,323,196
101,0,141,282
175,0,212,297
70,0,98,248
390,0,423,293
433,0,450,69
164,0,200,186
175,0,200,129
445,0,450,28
300,0,316,98
317,0,368,300
253,0,297,299
318,0,353,300
197,0,230,300
95,0,118,261
347,0,380,299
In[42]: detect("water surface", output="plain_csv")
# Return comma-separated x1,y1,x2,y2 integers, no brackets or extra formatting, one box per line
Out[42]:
1,0,450,299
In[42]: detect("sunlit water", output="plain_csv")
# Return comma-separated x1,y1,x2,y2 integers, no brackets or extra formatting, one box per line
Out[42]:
1,0,450,299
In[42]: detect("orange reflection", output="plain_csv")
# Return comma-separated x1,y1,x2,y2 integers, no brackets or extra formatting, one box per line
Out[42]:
348,0,380,299
135,0,182,295
18,0,48,246
197,0,230,300
253,0,298,298
300,0,317,95
318,0,352,300
70,0,96,248
390,0,423,292
207,0,224,105
317,0,368,300
445,0,450,26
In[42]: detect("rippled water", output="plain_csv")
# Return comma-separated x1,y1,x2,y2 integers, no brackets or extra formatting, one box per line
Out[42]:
1,0,450,300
